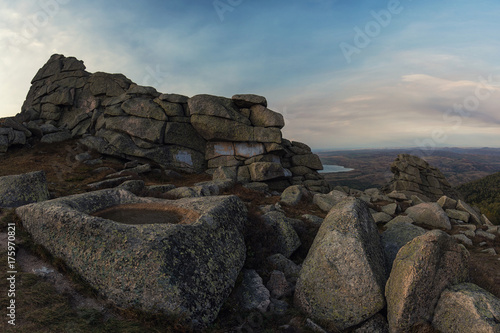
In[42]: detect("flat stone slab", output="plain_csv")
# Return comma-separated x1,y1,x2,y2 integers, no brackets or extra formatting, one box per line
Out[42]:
16,189,247,328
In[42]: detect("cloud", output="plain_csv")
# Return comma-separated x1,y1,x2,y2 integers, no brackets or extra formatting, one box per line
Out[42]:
0,0,499,149
280,69,500,149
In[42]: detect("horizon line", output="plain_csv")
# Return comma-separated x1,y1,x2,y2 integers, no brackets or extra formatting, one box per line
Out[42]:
313,146,500,152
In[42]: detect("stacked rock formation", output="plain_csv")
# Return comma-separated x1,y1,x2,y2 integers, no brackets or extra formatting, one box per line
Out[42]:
382,154,460,201
1,54,329,192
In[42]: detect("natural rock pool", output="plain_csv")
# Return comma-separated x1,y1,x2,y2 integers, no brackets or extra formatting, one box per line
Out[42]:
318,164,354,173
93,203,198,225
16,189,247,327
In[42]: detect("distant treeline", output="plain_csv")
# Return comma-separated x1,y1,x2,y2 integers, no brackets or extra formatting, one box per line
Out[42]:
457,171,500,225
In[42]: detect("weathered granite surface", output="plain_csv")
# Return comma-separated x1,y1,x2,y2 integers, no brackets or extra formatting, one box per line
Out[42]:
0,170,50,208
16,189,247,327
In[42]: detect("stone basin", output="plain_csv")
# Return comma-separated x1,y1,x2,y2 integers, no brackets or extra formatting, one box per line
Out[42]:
92,203,199,225
16,189,247,328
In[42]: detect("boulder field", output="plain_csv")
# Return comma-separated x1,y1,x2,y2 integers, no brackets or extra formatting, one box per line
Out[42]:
4,152,498,331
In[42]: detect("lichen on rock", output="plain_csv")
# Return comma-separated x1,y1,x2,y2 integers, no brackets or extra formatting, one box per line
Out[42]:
16,189,247,328
294,197,387,331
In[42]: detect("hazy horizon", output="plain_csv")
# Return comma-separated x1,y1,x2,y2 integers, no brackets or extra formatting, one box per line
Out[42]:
1,0,500,150
314,145,500,152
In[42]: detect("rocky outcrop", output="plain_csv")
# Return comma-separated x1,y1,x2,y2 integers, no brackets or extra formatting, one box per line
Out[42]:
385,230,470,332
16,189,247,328
382,154,460,201
0,171,50,208
295,198,387,331
2,54,330,192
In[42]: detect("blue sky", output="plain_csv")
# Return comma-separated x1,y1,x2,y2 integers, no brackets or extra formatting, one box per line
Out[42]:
1,0,499,149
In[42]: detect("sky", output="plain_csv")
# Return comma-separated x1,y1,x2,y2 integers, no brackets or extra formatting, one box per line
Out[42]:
1,0,500,150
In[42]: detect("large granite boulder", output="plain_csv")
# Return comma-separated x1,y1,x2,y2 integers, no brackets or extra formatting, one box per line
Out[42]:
231,94,267,108
191,114,254,142
446,208,471,222
313,190,348,212
405,202,452,230
104,116,164,143
295,198,387,331
353,314,389,333
385,230,470,332
88,72,131,97
16,189,247,328
292,153,323,170
432,283,500,333
40,130,72,143
249,104,285,128
456,200,483,225
381,221,426,276
121,97,167,121
235,269,271,313
163,122,206,153
0,171,50,208
188,94,250,124
248,162,289,182
437,195,457,210
261,211,301,258
280,185,310,206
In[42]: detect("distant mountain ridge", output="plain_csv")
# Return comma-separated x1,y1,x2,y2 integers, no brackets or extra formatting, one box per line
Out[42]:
318,148,500,190
457,171,500,225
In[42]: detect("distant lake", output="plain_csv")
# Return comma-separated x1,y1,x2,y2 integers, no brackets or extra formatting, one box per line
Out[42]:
319,165,354,173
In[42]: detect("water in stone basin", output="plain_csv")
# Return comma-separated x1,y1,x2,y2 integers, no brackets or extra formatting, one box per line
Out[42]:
92,203,199,225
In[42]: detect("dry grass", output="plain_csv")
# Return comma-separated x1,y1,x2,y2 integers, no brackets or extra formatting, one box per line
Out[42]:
0,140,125,197
157,172,212,188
